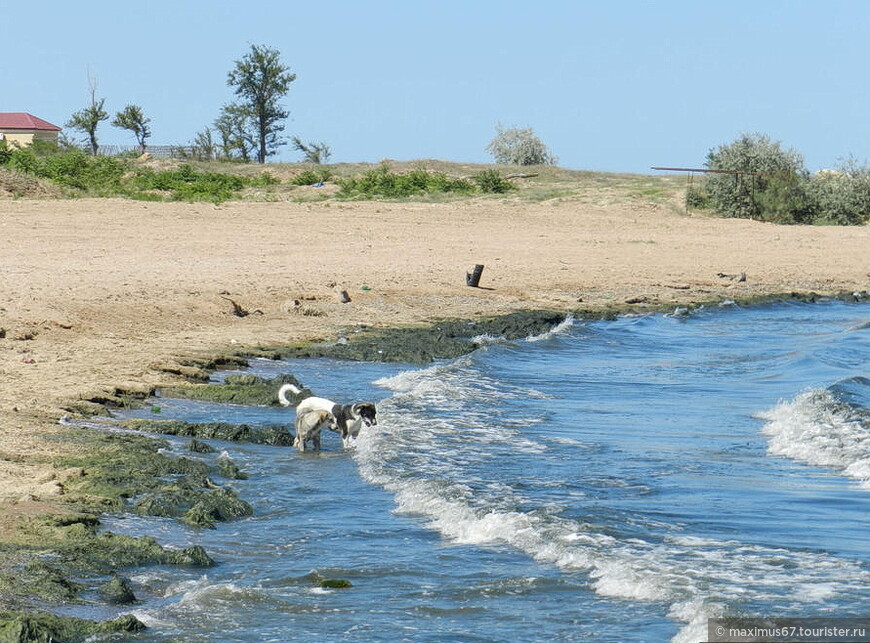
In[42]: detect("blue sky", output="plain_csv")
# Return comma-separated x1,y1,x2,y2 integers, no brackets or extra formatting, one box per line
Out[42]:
3,1,869,173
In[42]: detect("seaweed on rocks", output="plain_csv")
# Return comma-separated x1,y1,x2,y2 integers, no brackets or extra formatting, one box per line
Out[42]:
216,453,249,480
123,419,294,446
266,309,569,364
0,510,214,636
187,438,217,453
98,574,137,605
160,373,305,406
45,517,215,572
0,560,83,605
0,611,145,643
182,487,255,529
54,427,252,529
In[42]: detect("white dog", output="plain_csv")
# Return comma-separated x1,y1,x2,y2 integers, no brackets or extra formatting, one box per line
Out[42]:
278,384,377,451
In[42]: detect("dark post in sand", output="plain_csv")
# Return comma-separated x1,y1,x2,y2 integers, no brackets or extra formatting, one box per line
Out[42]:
466,264,485,287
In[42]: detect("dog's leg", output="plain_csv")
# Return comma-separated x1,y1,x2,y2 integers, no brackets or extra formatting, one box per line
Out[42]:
295,419,307,452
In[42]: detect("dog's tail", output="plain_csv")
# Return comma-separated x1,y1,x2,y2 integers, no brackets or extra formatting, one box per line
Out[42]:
278,383,303,407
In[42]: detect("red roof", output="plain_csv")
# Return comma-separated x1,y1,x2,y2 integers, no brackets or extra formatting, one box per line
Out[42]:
0,112,61,131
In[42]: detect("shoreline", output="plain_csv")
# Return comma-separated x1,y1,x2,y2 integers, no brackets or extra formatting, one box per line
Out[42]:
1,193,868,637
3,295,869,640
151,290,870,375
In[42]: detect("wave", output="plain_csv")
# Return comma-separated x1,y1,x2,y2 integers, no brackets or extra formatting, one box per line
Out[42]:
525,314,576,342
374,353,550,411
356,412,869,642
132,576,266,630
132,574,314,641
757,380,870,489
359,355,870,643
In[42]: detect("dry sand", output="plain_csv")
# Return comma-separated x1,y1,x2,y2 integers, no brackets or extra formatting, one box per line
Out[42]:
0,193,868,521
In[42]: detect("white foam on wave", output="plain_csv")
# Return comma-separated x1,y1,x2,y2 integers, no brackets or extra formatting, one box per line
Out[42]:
374,356,502,409
358,359,870,643
374,354,550,424
471,333,509,346
757,388,870,489
525,315,575,342
170,576,265,609
360,422,869,641
131,574,272,632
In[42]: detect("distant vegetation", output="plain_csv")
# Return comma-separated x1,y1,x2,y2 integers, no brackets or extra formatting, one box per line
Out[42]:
47,43,867,224
291,137,331,164
486,125,557,166
0,143,522,202
3,134,868,226
689,133,870,225
336,164,515,198
0,142,277,202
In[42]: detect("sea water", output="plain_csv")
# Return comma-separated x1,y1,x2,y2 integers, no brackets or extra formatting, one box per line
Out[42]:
94,300,868,642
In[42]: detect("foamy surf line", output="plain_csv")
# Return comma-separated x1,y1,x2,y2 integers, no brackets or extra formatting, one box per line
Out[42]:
758,386,870,489
358,354,870,643
525,314,575,342
354,408,870,643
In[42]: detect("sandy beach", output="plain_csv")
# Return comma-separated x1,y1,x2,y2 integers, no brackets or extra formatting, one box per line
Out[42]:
0,191,868,524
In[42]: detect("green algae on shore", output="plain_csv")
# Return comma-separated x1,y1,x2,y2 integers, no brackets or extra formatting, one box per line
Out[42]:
0,511,212,642
122,418,294,446
53,427,254,529
160,373,305,406
0,612,145,643
256,309,569,364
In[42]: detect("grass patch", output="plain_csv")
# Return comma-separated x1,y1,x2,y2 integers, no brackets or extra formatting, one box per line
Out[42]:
337,163,478,199
290,167,334,186
2,144,693,208
0,146,280,203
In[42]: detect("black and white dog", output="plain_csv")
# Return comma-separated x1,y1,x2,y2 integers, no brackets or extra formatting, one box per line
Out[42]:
278,383,377,452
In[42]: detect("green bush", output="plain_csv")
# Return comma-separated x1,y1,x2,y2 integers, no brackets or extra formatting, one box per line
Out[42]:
4,147,126,192
486,125,557,166
703,134,870,224
473,169,516,194
753,172,817,224
4,147,38,174
685,186,710,209
337,164,475,198
290,168,333,186
704,133,808,222
132,164,249,202
0,144,279,202
807,160,870,225
253,171,281,186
